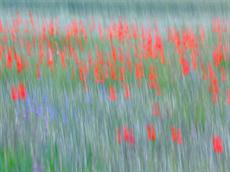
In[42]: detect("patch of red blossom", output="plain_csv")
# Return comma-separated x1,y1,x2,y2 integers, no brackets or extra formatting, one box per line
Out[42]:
109,85,117,101
11,85,18,102
213,135,223,154
146,124,156,142
171,127,183,145
18,82,27,101
123,126,135,145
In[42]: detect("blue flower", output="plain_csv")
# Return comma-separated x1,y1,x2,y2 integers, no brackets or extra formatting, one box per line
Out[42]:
36,106,43,117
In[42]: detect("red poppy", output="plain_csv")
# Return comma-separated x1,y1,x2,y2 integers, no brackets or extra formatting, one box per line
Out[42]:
109,86,117,101
18,82,27,101
79,63,86,83
146,124,156,142
191,49,198,70
135,62,144,86
171,127,183,144
123,83,130,100
16,57,23,74
148,65,161,96
111,45,117,62
176,129,183,144
47,49,53,71
26,41,31,56
118,48,124,63
227,89,230,105
146,32,153,58
211,78,219,104
213,135,223,154
49,21,55,36
123,126,135,145
213,44,223,67
154,27,165,64
171,127,178,142
60,51,66,69
119,66,125,82
11,86,18,102
180,57,190,76
94,64,104,84
110,65,117,81
6,49,13,69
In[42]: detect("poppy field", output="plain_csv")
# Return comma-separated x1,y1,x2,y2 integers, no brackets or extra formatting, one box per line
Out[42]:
0,13,230,171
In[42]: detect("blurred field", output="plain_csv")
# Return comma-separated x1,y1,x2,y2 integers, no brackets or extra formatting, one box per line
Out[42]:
0,1,230,172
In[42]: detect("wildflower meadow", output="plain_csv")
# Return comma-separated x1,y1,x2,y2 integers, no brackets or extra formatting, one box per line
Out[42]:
0,2,230,171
